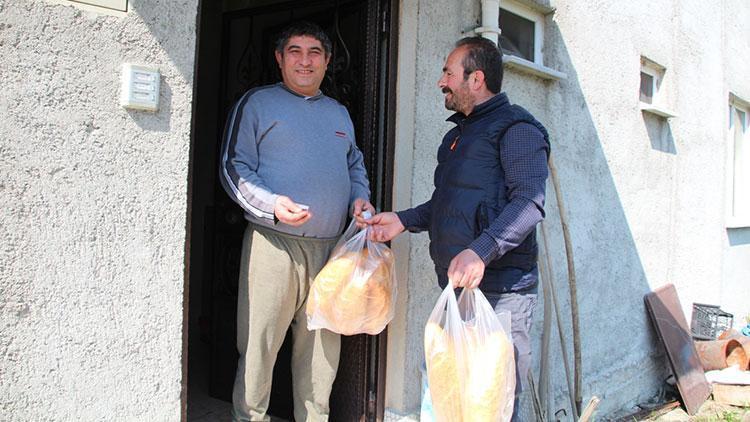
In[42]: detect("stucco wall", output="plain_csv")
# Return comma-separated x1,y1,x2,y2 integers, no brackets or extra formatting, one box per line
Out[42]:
720,0,750,337
388,0,750,418
1,0,747,419
0,0,197,419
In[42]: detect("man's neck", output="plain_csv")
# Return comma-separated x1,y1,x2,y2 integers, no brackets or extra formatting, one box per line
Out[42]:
463,91,496,116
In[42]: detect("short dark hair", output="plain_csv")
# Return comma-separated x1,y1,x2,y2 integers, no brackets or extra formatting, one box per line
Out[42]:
454,36,504,93
275,21,332,57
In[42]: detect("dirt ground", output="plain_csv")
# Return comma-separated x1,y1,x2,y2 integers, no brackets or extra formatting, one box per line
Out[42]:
638,399,750,421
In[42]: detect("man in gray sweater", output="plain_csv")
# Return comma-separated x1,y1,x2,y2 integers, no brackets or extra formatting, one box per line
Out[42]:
219,21,374,421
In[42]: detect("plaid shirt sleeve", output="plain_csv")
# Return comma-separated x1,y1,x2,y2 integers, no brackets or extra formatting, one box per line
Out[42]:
468,122,549,264
395,199,432,232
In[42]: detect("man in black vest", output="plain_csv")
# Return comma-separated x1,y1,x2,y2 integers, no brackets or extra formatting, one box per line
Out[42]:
363,36,549,420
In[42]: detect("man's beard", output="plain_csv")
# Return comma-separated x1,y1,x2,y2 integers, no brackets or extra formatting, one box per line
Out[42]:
442,86,470,113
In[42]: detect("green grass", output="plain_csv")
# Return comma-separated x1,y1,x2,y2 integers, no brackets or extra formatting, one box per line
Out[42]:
718,410,739,421
693,408,748,422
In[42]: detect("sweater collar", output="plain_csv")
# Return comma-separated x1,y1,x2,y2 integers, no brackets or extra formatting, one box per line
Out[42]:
447,92,509,124
278,82,323,101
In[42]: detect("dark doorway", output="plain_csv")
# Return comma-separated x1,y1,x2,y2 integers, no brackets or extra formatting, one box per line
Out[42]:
186,0,398,420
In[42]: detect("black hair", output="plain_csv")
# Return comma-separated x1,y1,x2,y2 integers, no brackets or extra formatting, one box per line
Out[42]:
454,36,504,93
275,21,332,57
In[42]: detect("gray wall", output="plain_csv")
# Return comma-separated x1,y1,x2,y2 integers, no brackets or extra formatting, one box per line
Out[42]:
387,0,750,418
0,0,197,419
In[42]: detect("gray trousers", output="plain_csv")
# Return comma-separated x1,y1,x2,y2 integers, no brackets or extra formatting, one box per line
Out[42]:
485,292,538,422
232,225,341,422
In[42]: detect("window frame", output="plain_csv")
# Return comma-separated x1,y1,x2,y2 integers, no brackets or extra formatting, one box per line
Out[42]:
499,0,545,66
69,0,127,12
495,0,566,81
726,94,750,228
639,57,677,118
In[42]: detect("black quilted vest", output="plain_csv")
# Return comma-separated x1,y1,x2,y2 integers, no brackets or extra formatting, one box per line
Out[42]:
429,93,550,291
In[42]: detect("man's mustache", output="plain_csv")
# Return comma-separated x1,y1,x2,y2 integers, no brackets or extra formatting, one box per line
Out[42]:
442,87,452,94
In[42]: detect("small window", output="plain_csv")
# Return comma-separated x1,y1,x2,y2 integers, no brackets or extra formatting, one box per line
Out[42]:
499,9,535,62
639,57,676,118
727,95,750,227
494,0,565,81
639,59,664,105
499,0,544,65
69,0,127,12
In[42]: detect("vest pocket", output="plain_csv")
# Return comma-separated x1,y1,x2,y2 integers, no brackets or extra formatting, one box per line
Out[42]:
476,201,502,234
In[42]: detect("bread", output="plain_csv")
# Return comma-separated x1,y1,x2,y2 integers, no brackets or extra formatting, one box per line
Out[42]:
424,322,463,421
307,246,394,335
361,248,393,333
424,320,514,421
464,326,514,421
306,252,358,327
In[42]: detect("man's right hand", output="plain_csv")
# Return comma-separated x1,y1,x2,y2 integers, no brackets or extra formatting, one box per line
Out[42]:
274,195,311,226
364,212,405,242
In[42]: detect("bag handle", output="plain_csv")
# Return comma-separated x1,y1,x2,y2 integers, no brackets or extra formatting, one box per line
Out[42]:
335,210,373,248
427,281,462,330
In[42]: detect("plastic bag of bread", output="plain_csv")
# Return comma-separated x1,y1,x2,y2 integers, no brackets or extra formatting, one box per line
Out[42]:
424,285,515,422
306,219,396,335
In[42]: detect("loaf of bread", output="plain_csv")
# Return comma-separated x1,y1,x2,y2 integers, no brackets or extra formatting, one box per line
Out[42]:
463,325,514,421
424,322,463,421
307,247,394,335
424,321,514,421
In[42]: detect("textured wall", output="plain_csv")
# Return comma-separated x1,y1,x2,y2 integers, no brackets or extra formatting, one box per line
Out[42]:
720,0,750,335
388,0,750,418
1,0,748,419
0,0,197,419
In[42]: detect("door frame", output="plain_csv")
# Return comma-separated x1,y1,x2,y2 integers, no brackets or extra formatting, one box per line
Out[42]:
182,0,400,420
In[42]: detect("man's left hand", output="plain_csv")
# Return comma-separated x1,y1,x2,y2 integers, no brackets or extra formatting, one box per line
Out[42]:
448,249,485,289
352,198,376,228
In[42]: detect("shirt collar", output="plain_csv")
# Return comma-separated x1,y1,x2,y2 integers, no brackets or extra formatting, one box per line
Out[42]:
278,82,323,101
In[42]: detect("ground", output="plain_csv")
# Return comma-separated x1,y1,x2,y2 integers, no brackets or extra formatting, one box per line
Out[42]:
640,400,750,422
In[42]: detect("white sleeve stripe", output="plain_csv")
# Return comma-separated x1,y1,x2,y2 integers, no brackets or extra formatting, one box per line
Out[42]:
220,92,275,220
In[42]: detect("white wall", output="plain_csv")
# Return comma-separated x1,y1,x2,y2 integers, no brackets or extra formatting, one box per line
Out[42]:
720,0,750,335
0,0,197,419
387,0,750,418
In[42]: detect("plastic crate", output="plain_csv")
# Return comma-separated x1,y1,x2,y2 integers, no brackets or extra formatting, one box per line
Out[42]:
690,303,733,340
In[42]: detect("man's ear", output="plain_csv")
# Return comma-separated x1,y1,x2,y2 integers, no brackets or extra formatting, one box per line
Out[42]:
274,50,283,67
325,53,331,67
473,70,486,89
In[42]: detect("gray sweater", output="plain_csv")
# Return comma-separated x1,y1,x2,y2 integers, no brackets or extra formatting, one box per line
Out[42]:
220,83,370,238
